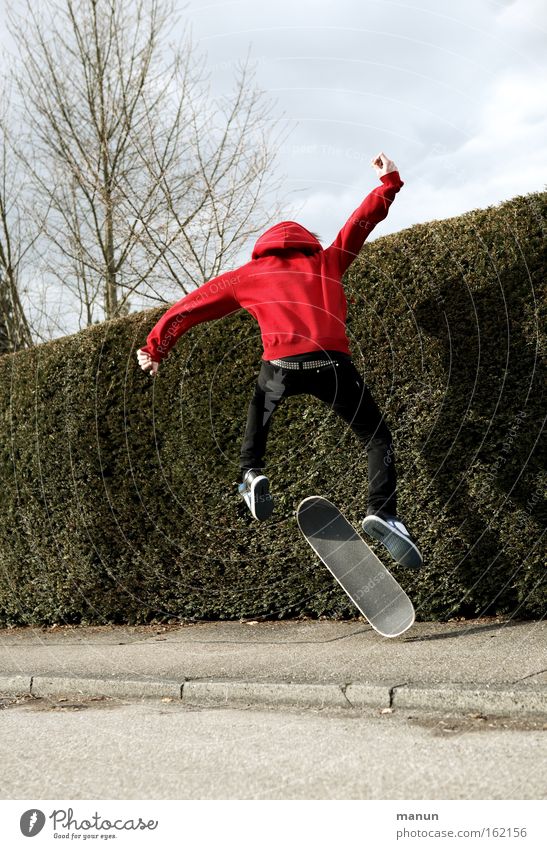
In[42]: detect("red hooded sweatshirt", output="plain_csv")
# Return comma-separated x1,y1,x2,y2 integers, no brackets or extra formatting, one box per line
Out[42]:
139,170,403,363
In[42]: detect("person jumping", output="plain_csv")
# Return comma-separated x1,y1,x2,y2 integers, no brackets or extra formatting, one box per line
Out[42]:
137,152,422,570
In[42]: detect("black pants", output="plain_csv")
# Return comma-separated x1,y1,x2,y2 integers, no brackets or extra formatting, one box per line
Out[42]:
239,351,397,517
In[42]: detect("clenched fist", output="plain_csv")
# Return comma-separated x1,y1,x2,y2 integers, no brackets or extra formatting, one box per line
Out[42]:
371,152,398,178
137,349,159,377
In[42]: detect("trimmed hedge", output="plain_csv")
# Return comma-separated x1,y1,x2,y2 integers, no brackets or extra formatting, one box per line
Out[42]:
0,189,545,625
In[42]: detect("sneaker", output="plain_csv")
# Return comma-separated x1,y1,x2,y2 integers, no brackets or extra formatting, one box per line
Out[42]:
361,512,423,570
237,469,274,521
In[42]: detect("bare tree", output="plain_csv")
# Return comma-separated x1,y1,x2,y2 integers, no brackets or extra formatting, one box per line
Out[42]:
9,0,288,330
0,87,35,355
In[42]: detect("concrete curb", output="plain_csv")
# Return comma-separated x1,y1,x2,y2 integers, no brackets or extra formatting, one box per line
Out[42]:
183,680,352,708
33,675,183,701
1,674,545,716
391,683,547,716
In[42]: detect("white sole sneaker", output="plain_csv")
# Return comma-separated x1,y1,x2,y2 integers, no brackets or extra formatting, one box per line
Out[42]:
238,474,274,521
361,515,423,570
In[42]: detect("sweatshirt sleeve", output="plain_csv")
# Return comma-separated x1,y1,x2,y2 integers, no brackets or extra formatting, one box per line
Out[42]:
139,270,241,363
324,170,404,276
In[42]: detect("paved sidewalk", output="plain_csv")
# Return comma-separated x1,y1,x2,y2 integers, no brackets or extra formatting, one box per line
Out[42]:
0,618,545,715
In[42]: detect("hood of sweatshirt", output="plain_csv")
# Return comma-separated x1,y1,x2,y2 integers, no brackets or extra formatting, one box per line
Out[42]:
251,221,322,260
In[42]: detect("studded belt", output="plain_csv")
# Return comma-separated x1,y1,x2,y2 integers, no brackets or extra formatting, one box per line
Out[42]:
269,357,338,370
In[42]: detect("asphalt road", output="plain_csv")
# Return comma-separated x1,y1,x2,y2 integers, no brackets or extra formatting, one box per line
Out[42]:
1,695,545,800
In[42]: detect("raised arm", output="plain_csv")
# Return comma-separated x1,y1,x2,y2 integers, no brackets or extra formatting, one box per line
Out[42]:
138,269,241,371
324,152,404,276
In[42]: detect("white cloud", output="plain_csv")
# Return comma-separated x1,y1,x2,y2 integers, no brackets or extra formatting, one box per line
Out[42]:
391,61,547,235
3,0,546,259
252,0,547,243
472,71,547,146
495,0,547,43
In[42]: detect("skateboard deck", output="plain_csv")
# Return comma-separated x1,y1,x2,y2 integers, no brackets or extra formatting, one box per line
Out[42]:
297,496,415,638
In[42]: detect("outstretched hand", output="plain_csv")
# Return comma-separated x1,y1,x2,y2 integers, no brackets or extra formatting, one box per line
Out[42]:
137,349,159,377
371,151,398,178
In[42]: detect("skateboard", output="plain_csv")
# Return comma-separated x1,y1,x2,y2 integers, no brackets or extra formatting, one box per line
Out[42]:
297,496,415,638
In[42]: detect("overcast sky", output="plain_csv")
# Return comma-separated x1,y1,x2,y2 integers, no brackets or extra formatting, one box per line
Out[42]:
180,0,546,251
1,0,545,298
